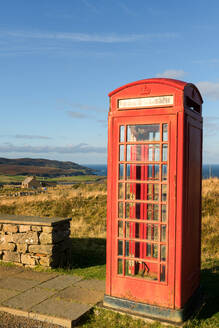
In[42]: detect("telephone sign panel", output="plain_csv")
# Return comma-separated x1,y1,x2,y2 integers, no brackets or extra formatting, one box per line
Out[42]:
104,78,203,323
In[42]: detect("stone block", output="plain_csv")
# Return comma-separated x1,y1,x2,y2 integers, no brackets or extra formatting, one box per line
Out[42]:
21,254,36,266
42,226,53,233
3,251,20,263
39,232,52,244
0,234,13,243
28,244,53,255
17,243,28,253
39,256,52,267
12,232,38,244
0,242,16,251
3,224,18,233
40,230,69,244
19,225,31,232
32,225,42,232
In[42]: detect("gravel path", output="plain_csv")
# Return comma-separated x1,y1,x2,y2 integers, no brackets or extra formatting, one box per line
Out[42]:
0,311,62,328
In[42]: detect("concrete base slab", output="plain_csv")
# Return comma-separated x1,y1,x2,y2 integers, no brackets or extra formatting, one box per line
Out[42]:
103,288,203,325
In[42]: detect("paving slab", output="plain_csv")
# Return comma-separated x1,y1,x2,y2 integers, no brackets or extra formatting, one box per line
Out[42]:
75,279,106,292
0,265,105,327
13,270,58,282
0,265,24,279
56,285,104,305
2,287,56,311
0,276,38,291
0,288,20,303
39,274,82,291
31,297,92,321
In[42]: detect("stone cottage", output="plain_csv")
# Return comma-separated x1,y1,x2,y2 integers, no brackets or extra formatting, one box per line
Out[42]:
21,176,41,189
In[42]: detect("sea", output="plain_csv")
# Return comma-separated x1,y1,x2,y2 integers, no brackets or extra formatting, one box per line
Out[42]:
85,164,219,179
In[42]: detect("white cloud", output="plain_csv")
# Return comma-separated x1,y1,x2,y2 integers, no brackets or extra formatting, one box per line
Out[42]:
66,111,88,119
196,81,219,100
2,30,178,43
0,143,106,154
193,58,219,64
156,69,186,79
15,134,52,140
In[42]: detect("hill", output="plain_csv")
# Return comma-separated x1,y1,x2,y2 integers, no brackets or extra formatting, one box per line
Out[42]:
0,158,94,177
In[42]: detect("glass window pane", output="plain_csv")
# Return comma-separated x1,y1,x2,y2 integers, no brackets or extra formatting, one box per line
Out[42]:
135,223,140,239
125,183,136,200
162,144,168,162
125,183,160,201
127,145,160,162
161,245,166,261
161,225,166,242
152,244,158,258
161,205,167,222
125,260,134,276
154,145,160,161
154,204,159,221
146,204,159,221
119,164,124,180
162,184,167,201
147,164,159,180
162,124,168,141
118,221,123,237
146,243,151,256
125,241,131,256
160,264,166,282
162,164,167,181
125,203,141,220
118,183,124,199
120,126,125,142
118,240,123,256
127,125,160,142
119,145,124,161
118,259,123,275
146,224,158,241
118,202,123,218
125,222,130,238
126,164,159,180
147,184,153,200
147,184,159,201
154,184,159,200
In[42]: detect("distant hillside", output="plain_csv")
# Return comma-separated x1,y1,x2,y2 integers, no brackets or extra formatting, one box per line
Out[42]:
0,158,94,177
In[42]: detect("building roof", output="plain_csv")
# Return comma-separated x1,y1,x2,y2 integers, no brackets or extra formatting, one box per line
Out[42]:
22,176,36,184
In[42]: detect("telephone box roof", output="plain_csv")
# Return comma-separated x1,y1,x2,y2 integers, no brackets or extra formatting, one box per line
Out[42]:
108,78,203,103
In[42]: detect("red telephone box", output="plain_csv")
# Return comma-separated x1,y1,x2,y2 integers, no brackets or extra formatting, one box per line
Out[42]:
104,78,203,323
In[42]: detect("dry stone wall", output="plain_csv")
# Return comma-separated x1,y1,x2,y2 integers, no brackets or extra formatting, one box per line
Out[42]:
0,215,72,268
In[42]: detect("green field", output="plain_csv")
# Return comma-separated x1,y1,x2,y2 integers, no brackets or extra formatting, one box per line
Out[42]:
0,174,104,184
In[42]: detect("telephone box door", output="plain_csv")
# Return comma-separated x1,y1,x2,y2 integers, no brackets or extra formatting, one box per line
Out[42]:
109,114,177,308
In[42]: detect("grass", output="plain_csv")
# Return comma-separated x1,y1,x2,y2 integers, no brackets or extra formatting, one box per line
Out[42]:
0,178,218,327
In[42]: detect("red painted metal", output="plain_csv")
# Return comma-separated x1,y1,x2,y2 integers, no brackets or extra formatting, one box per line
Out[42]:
105,78,203,310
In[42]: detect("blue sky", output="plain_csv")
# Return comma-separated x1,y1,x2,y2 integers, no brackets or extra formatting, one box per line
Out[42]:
0,0,219,164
